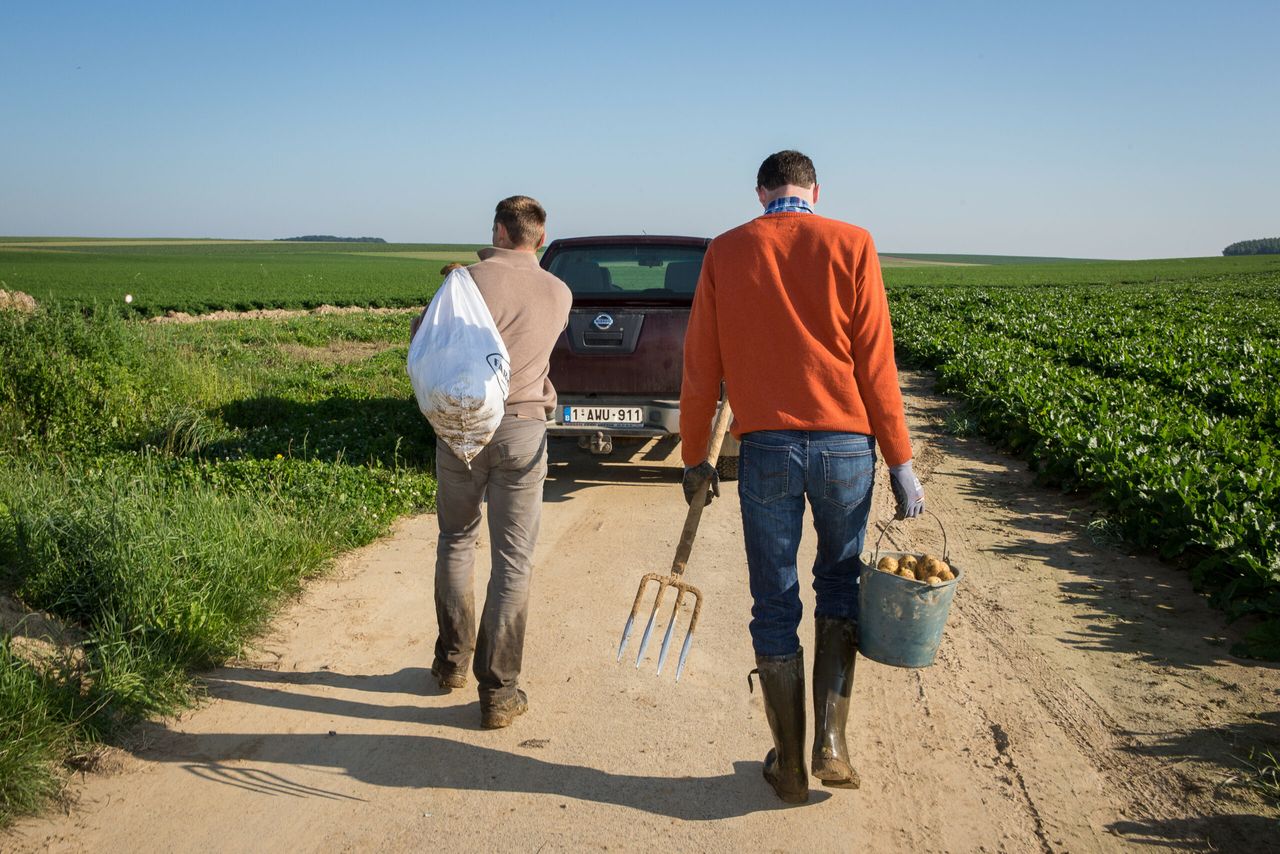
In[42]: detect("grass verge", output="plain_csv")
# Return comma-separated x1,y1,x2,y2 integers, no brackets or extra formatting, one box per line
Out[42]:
0,305,435,826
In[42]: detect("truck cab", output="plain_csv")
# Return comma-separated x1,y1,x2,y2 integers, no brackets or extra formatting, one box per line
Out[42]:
542,235,738,477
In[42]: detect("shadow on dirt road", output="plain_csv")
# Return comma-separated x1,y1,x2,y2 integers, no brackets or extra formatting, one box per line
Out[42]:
157,663,831,820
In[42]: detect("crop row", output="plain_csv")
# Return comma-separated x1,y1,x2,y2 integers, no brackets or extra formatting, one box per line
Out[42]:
902,286,1280,434
888,278,1280,658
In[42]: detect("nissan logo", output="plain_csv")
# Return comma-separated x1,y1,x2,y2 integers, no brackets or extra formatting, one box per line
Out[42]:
593,313,614,330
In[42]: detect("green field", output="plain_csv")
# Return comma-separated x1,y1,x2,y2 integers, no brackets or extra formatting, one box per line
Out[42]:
0,240,485,316
2,241,1279,825
7,239,1278,317
888,259,1280,660
882,252,1099,265
884,253,1280,287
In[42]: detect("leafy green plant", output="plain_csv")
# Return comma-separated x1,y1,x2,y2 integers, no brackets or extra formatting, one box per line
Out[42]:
887,272,1280,658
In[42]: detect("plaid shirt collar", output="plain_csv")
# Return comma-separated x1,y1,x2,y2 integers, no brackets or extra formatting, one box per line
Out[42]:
763,196,815,215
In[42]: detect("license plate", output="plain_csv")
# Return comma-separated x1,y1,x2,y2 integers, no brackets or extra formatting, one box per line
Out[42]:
564,406,644,426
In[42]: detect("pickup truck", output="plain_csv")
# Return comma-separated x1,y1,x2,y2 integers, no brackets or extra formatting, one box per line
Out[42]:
542,235,739,478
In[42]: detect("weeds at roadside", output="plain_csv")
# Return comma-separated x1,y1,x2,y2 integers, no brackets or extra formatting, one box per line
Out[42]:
0,639,73,819
941,407,979,437
1224,747,1280,810
0,305,436,826
1086,516,1126,549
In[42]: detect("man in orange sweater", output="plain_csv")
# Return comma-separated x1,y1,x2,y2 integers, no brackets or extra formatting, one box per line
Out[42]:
679,150,925,804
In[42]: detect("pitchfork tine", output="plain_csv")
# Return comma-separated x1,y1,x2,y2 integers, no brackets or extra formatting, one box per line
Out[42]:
634,582,667,667
617,574,658,661
655,588,687,675
674,628,695,682
615,398,732,682
616,613,637,662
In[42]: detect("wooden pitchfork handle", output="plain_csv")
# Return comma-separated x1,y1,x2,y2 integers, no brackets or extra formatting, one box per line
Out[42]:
670,397,733,578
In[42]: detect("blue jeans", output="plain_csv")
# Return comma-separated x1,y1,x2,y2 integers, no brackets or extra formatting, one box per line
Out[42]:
738,431,876,657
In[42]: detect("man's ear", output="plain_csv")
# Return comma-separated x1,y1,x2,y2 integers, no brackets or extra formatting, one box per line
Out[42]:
756,186,768,207
493,221,509,246
811,184,820,205
537,230,546,250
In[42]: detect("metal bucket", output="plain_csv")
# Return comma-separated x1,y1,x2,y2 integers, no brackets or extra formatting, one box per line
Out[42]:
857,515,962,668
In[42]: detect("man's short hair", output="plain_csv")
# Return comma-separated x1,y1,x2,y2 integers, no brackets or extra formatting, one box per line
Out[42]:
494,195,546,247
756,150,817,191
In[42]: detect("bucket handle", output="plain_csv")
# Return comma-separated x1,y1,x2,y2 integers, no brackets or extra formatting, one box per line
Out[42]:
871,510,949,562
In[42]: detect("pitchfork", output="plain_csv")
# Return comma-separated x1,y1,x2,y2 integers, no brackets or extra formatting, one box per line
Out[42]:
616,398,733,681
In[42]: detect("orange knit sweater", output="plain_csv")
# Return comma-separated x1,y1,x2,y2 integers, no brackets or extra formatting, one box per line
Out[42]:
679,212,913,467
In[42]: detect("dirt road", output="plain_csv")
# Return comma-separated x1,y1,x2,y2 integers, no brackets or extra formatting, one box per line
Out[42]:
9,373,1278,852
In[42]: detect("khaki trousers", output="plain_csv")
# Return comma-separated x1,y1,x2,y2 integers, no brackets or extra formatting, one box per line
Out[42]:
433,415,547,703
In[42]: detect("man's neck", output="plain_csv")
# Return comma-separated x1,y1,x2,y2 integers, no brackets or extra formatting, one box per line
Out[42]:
760,184,817,207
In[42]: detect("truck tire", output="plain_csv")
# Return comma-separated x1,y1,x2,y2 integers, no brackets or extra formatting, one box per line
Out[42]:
716,455,739,482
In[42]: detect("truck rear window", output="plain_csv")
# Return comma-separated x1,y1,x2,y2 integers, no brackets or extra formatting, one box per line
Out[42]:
547,245,706,298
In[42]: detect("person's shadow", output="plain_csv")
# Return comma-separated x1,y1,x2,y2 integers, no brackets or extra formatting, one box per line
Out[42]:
145,665,829,819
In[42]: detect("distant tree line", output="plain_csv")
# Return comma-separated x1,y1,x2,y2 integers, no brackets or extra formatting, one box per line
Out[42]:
1223,237,1280,256
277,235,387,243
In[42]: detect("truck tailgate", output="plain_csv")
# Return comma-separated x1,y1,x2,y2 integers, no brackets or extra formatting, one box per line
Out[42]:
550,307,689,397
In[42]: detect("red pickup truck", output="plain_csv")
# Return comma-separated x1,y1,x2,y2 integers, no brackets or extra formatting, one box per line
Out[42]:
542,235,739,478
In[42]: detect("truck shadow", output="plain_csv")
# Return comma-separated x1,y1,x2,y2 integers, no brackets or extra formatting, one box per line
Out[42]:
543,436,682,503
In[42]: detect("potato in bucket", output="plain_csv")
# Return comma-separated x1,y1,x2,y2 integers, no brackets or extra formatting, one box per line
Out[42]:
858,514,962,668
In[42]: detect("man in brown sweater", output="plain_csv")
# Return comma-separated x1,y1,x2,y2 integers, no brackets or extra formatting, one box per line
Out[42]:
426,196,571,728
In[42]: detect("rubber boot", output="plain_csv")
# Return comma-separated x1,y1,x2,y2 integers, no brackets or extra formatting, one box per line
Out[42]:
751,649,809,804
811,616,861,788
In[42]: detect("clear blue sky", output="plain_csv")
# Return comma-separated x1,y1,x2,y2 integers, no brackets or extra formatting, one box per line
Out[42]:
2,1,1276,258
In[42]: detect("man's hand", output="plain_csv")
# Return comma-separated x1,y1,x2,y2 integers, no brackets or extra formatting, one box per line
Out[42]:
889,460,925,520
682,462,720,507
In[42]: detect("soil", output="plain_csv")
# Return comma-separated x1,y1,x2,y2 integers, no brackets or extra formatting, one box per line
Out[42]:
148,305,416,324
7,372,1278,853
0,595,83,668
276,341,388,364
0,289,37,314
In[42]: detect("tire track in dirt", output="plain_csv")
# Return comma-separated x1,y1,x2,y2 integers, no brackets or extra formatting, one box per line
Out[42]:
897,371,1278,852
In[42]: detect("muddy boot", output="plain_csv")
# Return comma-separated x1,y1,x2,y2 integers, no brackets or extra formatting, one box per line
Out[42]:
430,660,467,692
812,617,861,788
751,649,808,804
480,689,528,729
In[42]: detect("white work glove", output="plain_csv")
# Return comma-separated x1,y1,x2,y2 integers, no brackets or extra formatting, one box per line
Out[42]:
889,460,925,520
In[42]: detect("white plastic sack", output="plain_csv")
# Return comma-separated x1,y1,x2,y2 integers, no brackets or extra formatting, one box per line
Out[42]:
407,267,510,464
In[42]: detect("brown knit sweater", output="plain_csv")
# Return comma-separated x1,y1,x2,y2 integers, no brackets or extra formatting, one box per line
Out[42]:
467,247,572,419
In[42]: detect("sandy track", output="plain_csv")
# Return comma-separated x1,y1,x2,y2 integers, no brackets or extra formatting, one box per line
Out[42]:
8,373,1277,853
